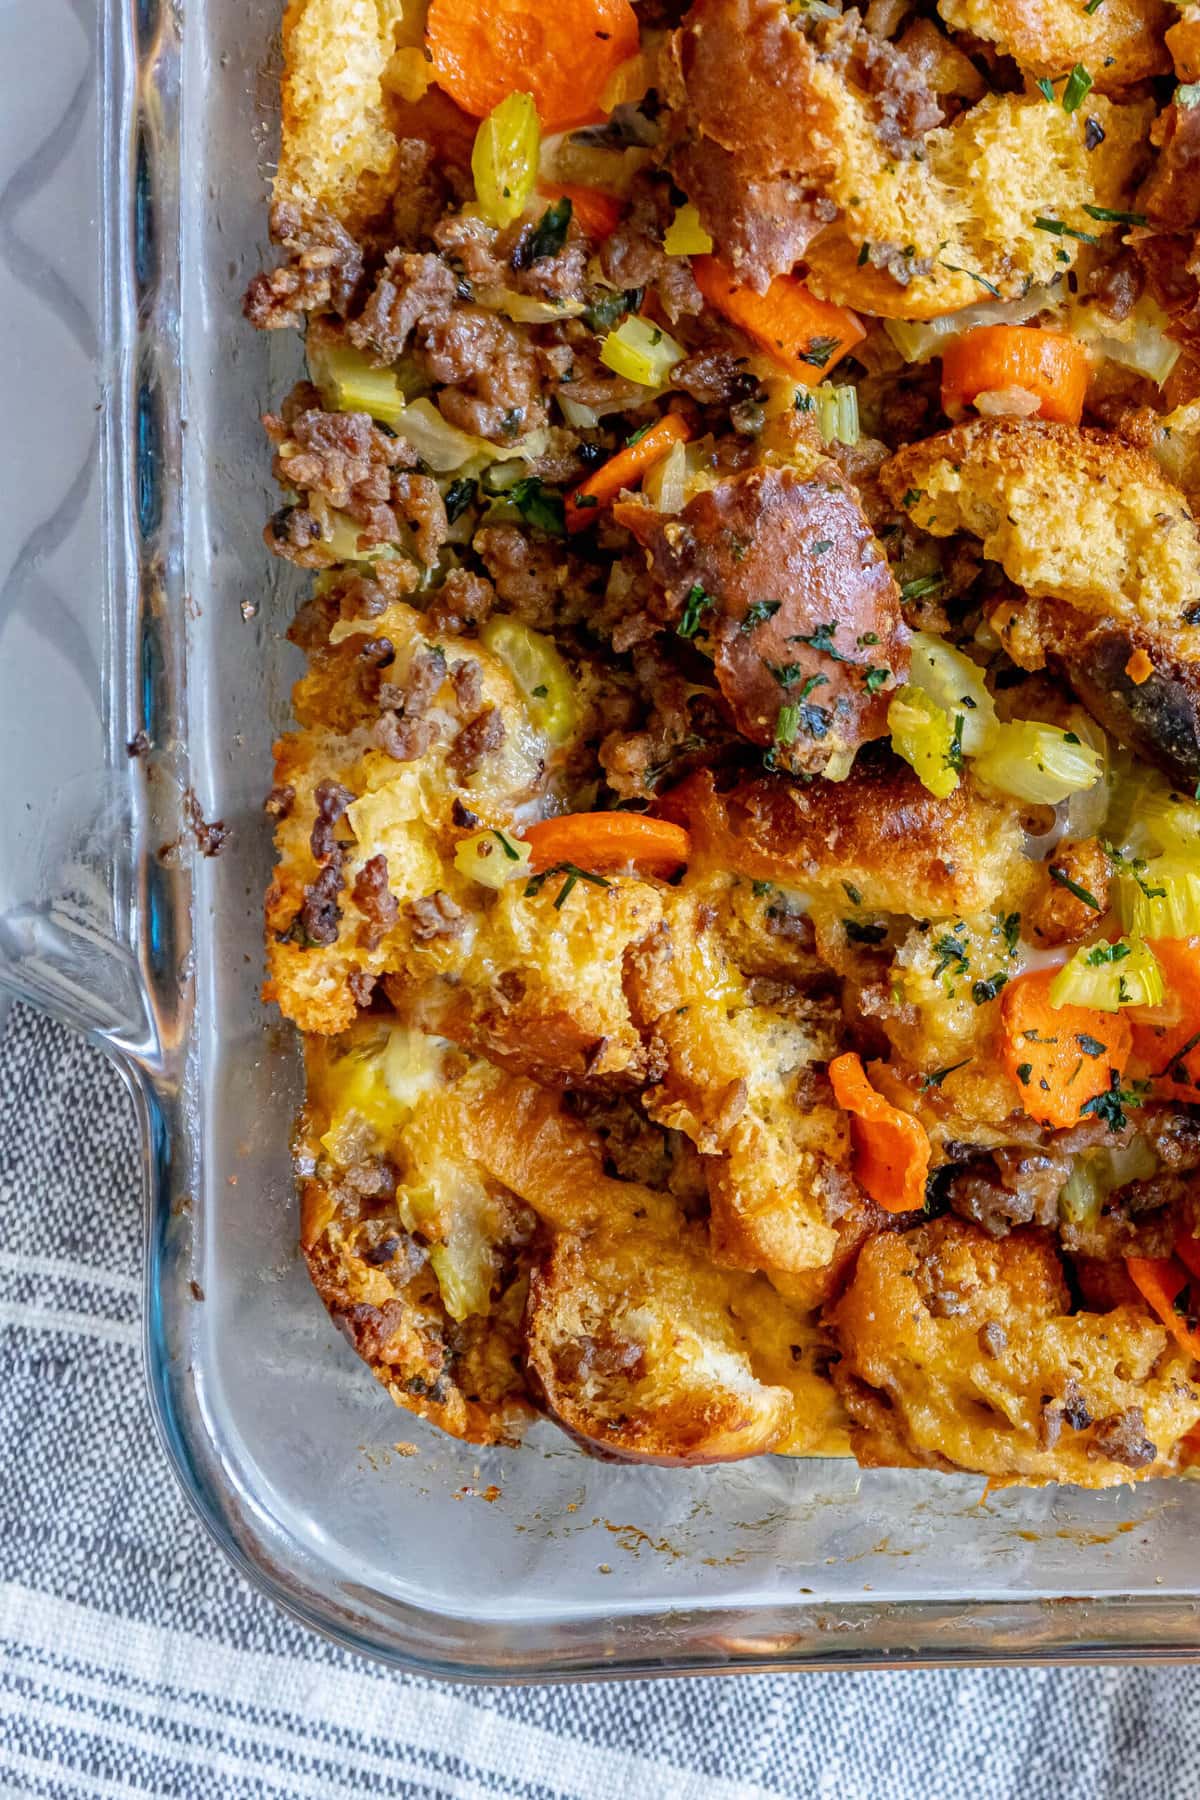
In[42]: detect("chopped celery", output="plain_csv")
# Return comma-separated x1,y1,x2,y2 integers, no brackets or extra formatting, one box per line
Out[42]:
663,203,713,256
600,314,684,387
1048,936,1164,1012
453,828,532,889
888,685,961,798
907,632,997,755
320,512,397,563
472,92,540,229
480,288,585,323
307,341,411,428
481,615,579,742
971,719,1103,805
1114,857,1200,938
1059,1137,1159,1224
813,383,860,447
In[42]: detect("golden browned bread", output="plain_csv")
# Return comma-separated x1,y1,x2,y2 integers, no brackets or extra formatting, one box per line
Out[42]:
936,0,1171,89
300,1020,850,1459
881,419,1200,657
276,0,407,232
831,1217,1200,1486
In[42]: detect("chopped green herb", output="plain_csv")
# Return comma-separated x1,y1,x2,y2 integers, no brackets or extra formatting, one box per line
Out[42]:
947,712,965,773
858,631,880,646
509,477,566,535
443,476,478,524
677,583,714,639
932,931,970,980
900,488,924,509
810,539,834,555
625,421,653,447
775,704,802,747
492,829,521,861
1085,940,1131,967
901,574,944,602
940,262,1002,298
972,973,1009,1005
582,286,641,332
922,1058,973,1089
1048,864,1102,911
1083,0,1104,12
857,242,871,267
1061,64,1093,113
527,196,573,262
1079,1070,1147,1134
843,881,863,905
788,620,848,661
845,919,888,945
1036,76,1055,102
1082,203,1147,226
794,391,814,413
743,598,782,632
1016,1061,1033,1085
798,334,842,368
752,879,774,897
531,683,548,698
863,666,892,694
1033,215,1100,244
798,673,830,702
1002,911,1022,955
1076,1033,1107,1057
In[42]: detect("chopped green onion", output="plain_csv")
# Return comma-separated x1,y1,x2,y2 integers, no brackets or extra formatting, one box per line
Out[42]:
1061,65,1093,113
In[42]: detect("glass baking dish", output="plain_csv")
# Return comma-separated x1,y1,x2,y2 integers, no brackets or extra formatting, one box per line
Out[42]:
5,0,1200,1678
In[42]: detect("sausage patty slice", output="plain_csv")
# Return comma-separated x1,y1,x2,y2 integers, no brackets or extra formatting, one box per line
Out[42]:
620,463,908,776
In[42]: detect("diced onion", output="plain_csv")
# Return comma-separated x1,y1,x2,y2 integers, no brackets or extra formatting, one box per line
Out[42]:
472,92,540,229
397,398,547,472
1071,295,1181,388
600,314,685,387
1059,1138,1158,1224
453,828,532,889
883,285,1061,365
888,686,960,799
478,287,586,323
387,46,432,103
813,383,860,447
319,512,399,564
642,438,688,514
972,720,1104,805
1048,936,1164,1012
1115,858,1200,938
663,203,713,257
906,632,997,756
480,615,579,742
557,396,602,429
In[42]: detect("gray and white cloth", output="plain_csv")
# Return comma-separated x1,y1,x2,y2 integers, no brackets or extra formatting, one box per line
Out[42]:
0,999,1199,1799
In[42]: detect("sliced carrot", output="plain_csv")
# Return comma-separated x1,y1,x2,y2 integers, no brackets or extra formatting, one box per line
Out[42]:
539,183,624,242
1176,1230,1200,1283
1130,936,1200,1101
999,967,1132,1130
565,413,691,532
940,326,1092,426
828,1053,930,1215
425,0,640,133
1126,1255,1200,1360
691,256,865,386
522,812,691,875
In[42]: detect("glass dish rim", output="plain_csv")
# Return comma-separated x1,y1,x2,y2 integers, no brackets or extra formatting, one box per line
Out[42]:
36,0,1199,1680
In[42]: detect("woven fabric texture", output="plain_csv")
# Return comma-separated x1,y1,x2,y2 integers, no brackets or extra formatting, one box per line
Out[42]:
0,998,1197,1799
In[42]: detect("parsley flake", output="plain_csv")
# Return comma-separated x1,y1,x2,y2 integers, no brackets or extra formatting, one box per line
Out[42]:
1048,864,1102,911
677,584,714,639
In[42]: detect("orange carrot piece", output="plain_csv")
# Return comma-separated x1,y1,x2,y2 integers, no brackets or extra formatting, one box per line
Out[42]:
691,256,865,386
1130,936,1200,1101
828,1052,930,1215
1176,1230,1200,1283
538,183,624,241
522,812,691,875
999,967,1132,1129
425,0,639,132
940,326,1092,426
564,413,690,531
1126,1255,1200,1360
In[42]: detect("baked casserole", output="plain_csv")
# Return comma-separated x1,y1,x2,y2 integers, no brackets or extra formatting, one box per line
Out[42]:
245,0,1200,1486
